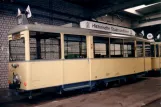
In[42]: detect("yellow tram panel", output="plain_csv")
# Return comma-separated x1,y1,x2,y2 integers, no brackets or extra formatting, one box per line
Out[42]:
144,57,152,71
30,61,63,90
135,58,144,73
63,59,90,84
9,62,30,90
90,58,136,80
151,58,160,70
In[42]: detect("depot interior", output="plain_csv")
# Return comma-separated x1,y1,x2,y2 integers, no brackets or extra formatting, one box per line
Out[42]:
0,0,161,89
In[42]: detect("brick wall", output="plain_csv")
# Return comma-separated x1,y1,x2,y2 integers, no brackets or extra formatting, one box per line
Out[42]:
0,11,16,88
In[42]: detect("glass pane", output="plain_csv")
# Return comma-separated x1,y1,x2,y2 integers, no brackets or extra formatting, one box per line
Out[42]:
160,45,161,57
156,45,159,57
30,31,60,60
110,38,123,58
64,34,86,59
9,38,25,61
145,42,151,57
93,37,109,58
151,45,155,57
123,39,134,57
124,45,127,51
137,41,143,57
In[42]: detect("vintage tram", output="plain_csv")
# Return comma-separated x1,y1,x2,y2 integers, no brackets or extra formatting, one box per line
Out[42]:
8,23,153,98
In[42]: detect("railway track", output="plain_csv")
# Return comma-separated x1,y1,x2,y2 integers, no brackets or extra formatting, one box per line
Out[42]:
0,77,161,107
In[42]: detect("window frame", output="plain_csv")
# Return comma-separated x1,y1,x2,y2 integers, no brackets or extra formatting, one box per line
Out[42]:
64,34,87,59
145,42,151,57
136,41,144,57
29,31,61,60
9,37,25,61
93,36,110,58
110,38,124,58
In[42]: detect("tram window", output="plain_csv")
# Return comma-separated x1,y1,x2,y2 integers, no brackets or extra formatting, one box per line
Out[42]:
93,37,109,58
30,32,61,60
110,38,123,58
136,41,143,57
64,34,86,59
123,39,135,57
151,45,155,57
156,45,159,57
160,45,161,57
145,42,151,57
9,38,25,61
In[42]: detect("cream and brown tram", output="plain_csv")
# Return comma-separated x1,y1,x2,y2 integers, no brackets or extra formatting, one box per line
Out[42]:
150,42,161,75
8,24,152,97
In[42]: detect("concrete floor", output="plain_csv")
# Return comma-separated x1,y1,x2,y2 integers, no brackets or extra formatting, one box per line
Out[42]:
143,98,161,107
0,77,161,107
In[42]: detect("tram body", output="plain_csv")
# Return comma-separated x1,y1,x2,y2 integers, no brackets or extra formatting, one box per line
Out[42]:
8,24,152,93
150,42,161,75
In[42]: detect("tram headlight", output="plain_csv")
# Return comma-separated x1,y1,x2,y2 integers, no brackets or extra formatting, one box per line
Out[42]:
13,74,20,84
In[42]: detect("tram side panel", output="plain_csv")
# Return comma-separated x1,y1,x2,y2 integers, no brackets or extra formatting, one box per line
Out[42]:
9,62,30,90
30,59,90,90
144,57,152,71
135,58,145,73
63,59,90,88
151,58,160,70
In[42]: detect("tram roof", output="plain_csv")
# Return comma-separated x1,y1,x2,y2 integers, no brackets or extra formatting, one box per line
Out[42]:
8,24,150,42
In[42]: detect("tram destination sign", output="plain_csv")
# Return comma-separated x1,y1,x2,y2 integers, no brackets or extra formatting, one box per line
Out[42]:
80,21,135,36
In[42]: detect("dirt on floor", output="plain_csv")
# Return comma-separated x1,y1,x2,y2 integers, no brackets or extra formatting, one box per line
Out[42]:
0,77,161,107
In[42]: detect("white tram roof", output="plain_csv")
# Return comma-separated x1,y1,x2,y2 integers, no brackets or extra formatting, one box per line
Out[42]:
8,24,150,42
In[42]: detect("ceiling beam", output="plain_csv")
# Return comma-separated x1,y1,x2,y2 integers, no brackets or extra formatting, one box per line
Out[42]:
92,0,161,18
132,19,161,28
0,1,91,20
0,3,80,24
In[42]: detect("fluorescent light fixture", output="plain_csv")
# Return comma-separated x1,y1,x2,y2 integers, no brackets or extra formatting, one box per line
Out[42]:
111,34,130,37
124,2,161,15
124,5,146,15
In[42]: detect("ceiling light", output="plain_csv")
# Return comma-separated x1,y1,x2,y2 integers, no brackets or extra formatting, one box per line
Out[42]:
124,5,146,15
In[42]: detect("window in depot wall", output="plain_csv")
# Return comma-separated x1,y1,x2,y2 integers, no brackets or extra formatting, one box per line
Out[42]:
123,39,135,57
93,37,109,58
64,34,86,59
145,42,151,57
110,38,123,58
30,32,61,60
9,37,25,61
136,41,143,57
